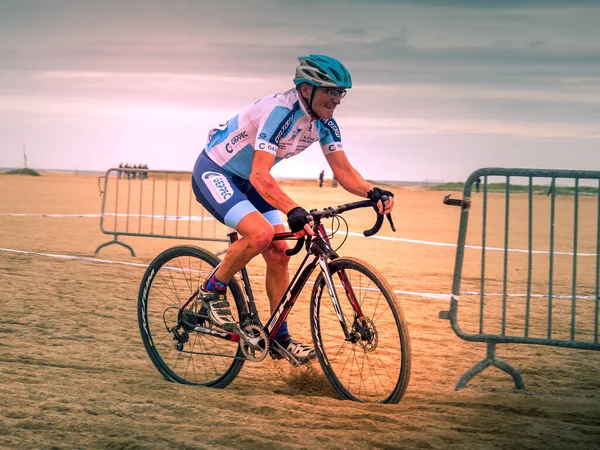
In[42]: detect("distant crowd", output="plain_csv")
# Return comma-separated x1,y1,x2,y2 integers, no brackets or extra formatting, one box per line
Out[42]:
118,163,149,180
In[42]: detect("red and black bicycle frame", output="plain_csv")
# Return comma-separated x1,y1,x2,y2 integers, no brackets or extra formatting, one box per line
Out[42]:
193,222,366,344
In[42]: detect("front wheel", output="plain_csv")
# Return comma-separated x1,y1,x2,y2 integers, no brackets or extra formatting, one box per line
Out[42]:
138,245,246,388
310,257,411,403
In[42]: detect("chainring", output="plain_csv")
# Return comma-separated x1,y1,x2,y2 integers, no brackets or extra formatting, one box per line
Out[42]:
239,324,269,362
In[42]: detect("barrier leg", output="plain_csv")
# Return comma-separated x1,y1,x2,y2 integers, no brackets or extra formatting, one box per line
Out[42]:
456,341,525,391
95,235,135,257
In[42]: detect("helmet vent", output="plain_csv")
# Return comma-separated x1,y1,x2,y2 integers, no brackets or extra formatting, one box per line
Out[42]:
293,54,352,89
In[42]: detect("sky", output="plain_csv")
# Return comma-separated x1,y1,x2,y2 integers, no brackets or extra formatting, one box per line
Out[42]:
0,0,599,182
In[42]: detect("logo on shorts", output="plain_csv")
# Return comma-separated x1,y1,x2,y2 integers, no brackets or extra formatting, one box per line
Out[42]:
202,171,234,203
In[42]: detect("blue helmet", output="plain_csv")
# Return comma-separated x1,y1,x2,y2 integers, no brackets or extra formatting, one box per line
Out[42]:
293,54,352,89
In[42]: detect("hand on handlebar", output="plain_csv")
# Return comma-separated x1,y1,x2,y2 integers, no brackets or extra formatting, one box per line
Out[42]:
295,221,315,238
377,195,394,215
367,187,395,215
287,206,315,238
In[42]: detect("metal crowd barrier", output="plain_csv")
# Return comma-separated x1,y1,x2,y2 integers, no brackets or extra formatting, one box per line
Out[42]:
96,168,228,256
440,168,600,390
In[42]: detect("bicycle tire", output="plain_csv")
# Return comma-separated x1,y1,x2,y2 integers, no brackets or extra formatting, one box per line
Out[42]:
310,257,411,403
138,245,246,387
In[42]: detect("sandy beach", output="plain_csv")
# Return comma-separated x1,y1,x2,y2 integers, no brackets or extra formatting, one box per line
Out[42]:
1,172,599,449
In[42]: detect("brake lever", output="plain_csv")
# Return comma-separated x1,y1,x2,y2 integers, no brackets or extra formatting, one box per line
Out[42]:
386,213,396,232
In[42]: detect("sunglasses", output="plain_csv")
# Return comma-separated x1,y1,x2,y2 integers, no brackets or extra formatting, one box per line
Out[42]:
321,87,347,99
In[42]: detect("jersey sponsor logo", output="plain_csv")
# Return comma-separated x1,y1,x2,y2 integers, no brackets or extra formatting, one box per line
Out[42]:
328,143,343,152
291,126,302,139
225,143,233,153
258,142,278,152
259,132,268,140
230,130,248,145
321,119,341,141
202,171,234,203
206,120,230,144
271,111,294,145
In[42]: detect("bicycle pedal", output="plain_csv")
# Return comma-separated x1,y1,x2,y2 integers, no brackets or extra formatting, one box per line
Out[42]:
269,340,302,367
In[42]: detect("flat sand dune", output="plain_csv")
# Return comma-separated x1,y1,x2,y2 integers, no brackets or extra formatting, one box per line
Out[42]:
1,173,599,449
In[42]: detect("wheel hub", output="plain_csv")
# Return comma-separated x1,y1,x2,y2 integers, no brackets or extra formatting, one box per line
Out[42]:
355,317,378,352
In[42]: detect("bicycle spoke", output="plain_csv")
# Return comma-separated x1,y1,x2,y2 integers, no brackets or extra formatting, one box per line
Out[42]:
138,246,245,387
311,257,410,404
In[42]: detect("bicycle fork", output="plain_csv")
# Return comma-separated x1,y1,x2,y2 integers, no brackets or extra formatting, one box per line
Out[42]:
317,258,365,343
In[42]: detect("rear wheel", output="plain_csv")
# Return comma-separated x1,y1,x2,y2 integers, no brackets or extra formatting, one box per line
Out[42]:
138,245,246,387
310,257,411,403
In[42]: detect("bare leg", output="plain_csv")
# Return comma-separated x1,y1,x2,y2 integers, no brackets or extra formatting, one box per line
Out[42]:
213,212,274,282
261,224,290,314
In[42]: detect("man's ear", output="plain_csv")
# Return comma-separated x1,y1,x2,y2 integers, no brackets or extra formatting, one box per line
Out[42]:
300,83,313,98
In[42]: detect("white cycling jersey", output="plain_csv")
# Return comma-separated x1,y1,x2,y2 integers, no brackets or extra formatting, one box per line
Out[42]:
204,88,344,179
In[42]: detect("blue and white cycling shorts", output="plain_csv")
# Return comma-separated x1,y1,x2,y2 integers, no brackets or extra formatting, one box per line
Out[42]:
191,151,284,230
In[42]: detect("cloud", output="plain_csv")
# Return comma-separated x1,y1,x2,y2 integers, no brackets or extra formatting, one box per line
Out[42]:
297,0,600,8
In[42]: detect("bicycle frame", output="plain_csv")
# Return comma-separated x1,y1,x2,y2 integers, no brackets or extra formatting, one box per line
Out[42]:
177,220,365,347
230,221,365,343
178,198,393,348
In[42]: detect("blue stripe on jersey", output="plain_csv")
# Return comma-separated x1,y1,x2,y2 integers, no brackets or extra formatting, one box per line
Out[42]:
264,102,301,145
222,144,255,178
319,118,342,143
207,115,240,149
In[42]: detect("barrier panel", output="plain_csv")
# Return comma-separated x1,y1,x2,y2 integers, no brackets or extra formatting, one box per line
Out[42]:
440,168,600,390
96,168,228,256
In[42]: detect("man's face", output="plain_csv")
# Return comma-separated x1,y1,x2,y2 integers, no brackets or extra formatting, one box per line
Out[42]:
304,85,346,120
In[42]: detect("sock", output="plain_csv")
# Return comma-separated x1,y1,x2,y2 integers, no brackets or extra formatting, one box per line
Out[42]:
275,322,289,341
204,273,227,292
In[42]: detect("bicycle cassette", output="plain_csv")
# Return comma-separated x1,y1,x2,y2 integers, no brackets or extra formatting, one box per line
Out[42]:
239,324,269,362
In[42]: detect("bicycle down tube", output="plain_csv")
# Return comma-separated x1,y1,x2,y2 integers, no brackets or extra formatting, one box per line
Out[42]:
203,224,369,346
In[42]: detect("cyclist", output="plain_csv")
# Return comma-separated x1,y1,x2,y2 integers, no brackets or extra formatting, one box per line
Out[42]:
191,54,394,362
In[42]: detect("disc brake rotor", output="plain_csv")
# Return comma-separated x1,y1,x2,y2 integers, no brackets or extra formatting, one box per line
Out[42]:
357,317,378,352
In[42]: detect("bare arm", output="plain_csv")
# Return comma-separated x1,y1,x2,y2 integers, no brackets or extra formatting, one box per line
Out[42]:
249,150,315,236
249,151,298,213
325,151,374,197
325,151,394,214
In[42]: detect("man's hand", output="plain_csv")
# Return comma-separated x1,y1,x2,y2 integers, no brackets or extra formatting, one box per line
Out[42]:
367,187,395,214
287,206,315,237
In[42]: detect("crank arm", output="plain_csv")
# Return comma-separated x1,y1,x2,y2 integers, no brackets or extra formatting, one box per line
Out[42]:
235,325,265,351
270,340,301,367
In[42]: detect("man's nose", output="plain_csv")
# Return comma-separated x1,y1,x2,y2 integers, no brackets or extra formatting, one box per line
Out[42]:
331,96,342,105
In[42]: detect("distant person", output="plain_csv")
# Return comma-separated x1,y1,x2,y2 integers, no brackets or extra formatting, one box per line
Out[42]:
332,176,338,188
124,163,131,179
190,54,394,362
475,177,481,193
319,169,325,188
118,162,123,179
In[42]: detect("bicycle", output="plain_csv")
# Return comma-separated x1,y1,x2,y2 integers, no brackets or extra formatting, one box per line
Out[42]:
138,198,411,403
